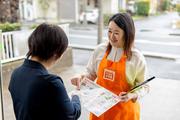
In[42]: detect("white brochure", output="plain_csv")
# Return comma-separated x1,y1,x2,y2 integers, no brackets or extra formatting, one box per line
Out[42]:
74,77,120,117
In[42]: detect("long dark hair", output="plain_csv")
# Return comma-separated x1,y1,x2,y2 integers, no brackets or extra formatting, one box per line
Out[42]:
107,13,135,60
26,23,68,61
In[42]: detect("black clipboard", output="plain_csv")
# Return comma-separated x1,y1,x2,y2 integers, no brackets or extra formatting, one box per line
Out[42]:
127,76,155,93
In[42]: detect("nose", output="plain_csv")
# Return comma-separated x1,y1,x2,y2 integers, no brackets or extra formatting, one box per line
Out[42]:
109,33,115,39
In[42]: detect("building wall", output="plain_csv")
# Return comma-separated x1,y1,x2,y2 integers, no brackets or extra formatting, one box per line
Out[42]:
119,0,126,10
103,0,119,14
150,0,158,14
78,0,119,15
34,0,58,22
19,0,78,23
103,0,111,14
87,0,96,9
111,0,119,13
58,0,78,23
19,0,57,22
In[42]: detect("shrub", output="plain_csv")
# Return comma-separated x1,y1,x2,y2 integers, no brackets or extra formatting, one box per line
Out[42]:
119,9,126,13
29,24,39,29
0,22,21,32
176,4,180,13
135,1,150,16
103,14,113,26
161,0,170,11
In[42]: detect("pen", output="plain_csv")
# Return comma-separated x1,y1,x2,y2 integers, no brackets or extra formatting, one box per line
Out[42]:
122,76,155,95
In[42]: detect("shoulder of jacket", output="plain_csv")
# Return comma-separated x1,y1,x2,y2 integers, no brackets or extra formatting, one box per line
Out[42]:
43,74,64,85
132,48,144,59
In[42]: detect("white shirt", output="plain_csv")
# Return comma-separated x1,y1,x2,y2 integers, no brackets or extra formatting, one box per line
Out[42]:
86,42,149,99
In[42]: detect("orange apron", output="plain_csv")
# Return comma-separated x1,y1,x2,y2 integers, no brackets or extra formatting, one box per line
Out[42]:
89,50,140,120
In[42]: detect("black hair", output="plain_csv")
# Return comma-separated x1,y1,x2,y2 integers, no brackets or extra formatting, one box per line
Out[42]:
26,23,68,61
107,13,135,60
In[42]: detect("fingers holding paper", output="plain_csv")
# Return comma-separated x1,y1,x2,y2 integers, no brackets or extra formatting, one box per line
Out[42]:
71,75,85,90
119,92,138,102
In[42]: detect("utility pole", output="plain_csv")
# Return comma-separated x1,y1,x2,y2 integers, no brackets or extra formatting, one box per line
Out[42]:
83,0,87,25
97,0,103,44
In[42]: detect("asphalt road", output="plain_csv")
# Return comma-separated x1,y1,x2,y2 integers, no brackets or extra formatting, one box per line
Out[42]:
70,12,180,80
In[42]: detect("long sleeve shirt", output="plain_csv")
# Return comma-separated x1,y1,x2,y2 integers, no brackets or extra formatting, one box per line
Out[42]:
9,59,81,120
86,42,149,99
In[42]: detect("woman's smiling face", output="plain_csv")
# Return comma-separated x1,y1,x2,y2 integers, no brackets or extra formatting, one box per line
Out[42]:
108,21,125,48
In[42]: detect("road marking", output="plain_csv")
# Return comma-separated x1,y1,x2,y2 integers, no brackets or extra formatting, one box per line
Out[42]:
69,34,180,46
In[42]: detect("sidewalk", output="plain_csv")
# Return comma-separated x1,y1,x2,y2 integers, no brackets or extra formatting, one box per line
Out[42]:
57,65,180,120
2,64,180,120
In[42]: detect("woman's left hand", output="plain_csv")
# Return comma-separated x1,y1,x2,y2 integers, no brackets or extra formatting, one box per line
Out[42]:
119,92,138,102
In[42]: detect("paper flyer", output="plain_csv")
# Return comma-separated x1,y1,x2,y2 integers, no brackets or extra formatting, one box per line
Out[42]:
70,77,120,117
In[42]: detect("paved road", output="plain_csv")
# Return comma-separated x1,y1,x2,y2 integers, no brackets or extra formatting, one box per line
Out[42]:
70,12,180,80
72,48,180,80
69,12,180,57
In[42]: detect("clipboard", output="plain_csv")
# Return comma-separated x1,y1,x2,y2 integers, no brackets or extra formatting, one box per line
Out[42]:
127,76,155,93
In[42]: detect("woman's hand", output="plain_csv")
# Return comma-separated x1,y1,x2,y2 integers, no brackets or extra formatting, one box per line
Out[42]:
119,92,138,102
71,75,85,90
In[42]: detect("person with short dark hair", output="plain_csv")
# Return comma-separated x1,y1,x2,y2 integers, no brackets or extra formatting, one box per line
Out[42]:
71,13,149,120
9,23,81,120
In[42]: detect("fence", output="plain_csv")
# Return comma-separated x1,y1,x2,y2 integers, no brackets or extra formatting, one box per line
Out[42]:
0,30,4,120
1,31,15,60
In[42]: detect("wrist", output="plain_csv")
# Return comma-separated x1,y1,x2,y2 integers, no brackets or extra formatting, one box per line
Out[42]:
131,92,138,102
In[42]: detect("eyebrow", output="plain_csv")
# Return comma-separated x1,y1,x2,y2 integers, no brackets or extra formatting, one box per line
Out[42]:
108,28,120,32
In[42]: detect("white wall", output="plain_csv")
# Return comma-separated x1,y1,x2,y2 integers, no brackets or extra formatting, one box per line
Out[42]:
32,0,77,23
103,0,111,14
19,0,35,21
103,0,119,14
58,0,77,23
111,0,119,13
34,0,58,22
119,0,126,10
150,0,157,14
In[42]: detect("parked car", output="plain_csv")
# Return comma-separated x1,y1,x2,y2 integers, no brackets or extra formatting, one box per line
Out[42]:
79,9,98,24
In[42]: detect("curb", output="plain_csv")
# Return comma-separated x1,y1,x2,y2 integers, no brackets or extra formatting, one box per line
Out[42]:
142,51,180,60
69,44,180,60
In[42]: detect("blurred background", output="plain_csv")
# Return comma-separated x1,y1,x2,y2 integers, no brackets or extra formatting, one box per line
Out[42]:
0,0,180,120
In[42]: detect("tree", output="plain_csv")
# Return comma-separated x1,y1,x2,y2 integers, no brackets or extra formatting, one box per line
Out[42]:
0,0,20,23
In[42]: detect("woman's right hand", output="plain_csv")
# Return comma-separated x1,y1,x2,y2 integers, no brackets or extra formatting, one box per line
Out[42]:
71,75,84,90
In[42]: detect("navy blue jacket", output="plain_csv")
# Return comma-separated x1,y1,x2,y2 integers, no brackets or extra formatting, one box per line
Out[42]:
9,59,81,120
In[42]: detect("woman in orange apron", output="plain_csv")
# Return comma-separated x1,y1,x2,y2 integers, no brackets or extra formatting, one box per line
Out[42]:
71,13,149,120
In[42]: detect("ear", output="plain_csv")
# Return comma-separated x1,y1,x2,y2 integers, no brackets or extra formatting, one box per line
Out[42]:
53,54,62,61
53,54,58,60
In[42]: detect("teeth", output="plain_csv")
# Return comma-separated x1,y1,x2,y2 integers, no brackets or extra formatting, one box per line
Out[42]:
112,40,117,42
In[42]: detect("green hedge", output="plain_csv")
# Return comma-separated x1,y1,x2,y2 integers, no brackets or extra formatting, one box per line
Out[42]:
0,22,21,32
176,4,180,13
135,1,150,16
103,14,113,26
161,0,170,11
29,24,39,29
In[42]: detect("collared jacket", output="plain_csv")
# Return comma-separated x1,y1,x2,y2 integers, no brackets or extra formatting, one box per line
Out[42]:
9,59,81,120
